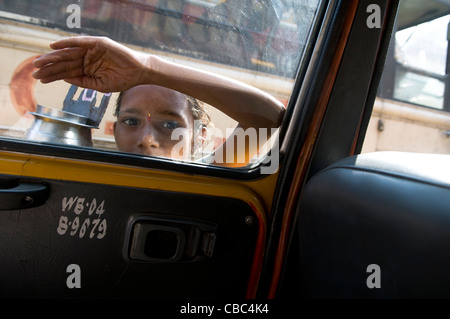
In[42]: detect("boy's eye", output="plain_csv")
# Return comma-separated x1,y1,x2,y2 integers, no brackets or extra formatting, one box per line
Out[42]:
162,120,181,130
122,118,139,126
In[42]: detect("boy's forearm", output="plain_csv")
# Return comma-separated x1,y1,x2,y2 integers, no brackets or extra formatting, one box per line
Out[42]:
141,55,285,129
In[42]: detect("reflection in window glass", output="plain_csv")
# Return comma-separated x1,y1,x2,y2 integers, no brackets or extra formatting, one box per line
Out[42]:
394,15,449,109
0,0,320,168
394,67,445,109
396,15,448,75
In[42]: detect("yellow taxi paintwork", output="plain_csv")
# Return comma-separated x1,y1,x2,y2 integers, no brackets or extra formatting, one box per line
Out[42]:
0,149,278,217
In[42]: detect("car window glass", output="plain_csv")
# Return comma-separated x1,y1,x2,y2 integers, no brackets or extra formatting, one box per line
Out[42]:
0,0,321,170
362,5,450,155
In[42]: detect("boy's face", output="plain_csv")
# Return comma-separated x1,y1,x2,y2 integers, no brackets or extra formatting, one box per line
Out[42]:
113,85,194,160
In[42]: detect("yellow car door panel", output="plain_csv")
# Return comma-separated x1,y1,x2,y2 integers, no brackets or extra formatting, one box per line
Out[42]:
0,171,259,298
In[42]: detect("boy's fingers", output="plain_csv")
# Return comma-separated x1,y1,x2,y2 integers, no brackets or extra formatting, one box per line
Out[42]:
49,36,98,50
33,47,86,68
33,60,84,82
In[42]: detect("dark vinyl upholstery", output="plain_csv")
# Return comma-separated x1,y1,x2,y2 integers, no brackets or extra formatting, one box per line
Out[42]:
297,151,450,298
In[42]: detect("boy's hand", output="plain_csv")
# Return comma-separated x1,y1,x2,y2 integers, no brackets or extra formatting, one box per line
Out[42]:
33,36,150,93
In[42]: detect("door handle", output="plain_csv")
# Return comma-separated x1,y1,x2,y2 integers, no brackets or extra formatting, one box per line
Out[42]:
0,183,49,210
127,216,217,263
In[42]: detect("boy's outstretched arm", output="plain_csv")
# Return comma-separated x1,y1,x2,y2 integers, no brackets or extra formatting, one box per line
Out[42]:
33,36,285,130
33,36,285,166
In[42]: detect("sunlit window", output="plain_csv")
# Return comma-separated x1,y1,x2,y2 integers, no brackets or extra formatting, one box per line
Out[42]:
393,15,449,110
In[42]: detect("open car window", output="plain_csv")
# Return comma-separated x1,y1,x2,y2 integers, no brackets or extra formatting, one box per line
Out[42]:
0,0,321,173
362,3,450,156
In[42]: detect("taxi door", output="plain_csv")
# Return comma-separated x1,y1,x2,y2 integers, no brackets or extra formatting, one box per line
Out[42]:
0,0,399,303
